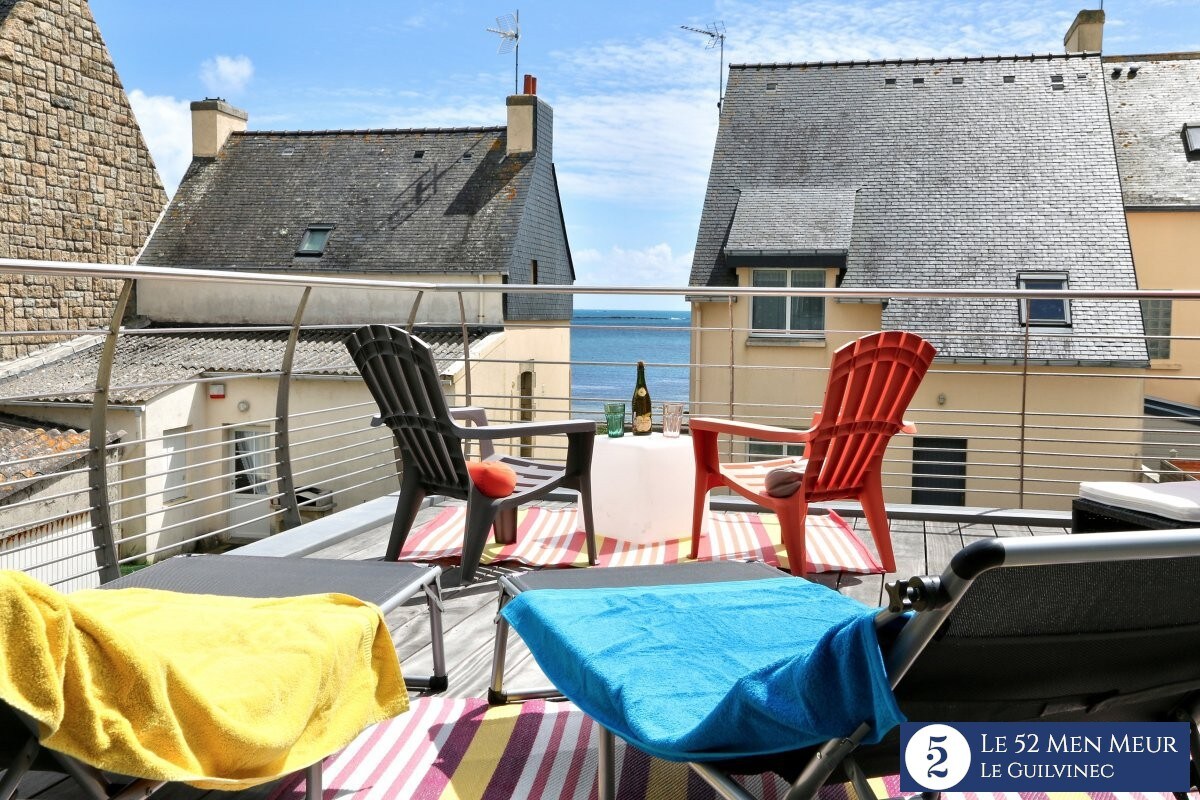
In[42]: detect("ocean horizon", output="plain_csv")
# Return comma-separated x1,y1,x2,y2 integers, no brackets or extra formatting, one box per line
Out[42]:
570,309,690,417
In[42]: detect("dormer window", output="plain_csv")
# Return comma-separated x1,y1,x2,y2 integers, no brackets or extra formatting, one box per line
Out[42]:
296,225,333,256
1018,272,1070,327
1183,124,1200,160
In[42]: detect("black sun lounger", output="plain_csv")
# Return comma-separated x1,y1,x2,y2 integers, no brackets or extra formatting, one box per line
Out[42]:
508,530,1200,800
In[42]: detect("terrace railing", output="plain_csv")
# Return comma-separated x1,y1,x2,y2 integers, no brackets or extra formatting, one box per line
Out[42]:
0,257,1196,590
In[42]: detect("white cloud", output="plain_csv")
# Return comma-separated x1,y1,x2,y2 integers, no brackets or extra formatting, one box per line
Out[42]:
553,89,718,206
573,244,693,309
127,90,191,197
200,54,254,96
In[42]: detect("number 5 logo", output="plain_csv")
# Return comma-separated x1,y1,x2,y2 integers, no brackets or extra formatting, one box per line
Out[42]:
904,725,971,791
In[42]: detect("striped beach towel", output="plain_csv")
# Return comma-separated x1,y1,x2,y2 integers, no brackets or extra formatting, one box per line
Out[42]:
399,507,883,574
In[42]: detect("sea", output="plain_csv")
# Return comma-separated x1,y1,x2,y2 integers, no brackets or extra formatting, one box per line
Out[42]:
570,309,691,418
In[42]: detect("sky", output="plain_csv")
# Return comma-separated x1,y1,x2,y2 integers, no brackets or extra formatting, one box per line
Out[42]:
90,0,1200,310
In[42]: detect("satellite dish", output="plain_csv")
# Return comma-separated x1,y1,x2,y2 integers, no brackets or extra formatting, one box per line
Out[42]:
486,10,521,93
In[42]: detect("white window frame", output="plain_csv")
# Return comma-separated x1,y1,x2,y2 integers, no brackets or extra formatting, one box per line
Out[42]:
1017,271,1071,327
162,426,189,503
750,268,827,335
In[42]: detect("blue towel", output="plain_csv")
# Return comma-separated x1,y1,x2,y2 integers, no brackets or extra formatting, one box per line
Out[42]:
502,577,904,762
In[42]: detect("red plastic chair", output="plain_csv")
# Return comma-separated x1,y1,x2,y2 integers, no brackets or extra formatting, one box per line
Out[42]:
690,331,936,574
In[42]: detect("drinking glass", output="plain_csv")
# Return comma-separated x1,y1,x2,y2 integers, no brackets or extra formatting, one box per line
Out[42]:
661,401,684,438
604,402,626,438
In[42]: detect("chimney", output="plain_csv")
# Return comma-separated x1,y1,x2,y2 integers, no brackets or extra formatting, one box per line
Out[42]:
506,74,539,155
190,98,248,158
1064,9,1104,54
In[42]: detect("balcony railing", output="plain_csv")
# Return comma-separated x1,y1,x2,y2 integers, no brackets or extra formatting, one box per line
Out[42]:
0,257,1196,591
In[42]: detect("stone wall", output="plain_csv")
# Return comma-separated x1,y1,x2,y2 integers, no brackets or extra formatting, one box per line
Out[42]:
0,0,166,360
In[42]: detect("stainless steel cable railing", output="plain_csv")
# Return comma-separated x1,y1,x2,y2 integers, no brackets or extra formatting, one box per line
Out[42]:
0,256,1197,588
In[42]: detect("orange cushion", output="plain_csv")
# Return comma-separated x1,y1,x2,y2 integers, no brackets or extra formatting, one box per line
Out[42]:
466,460,518,498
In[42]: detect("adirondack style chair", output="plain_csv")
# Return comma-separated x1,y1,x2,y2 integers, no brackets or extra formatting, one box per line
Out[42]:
689,331,936,574
345,325,597,582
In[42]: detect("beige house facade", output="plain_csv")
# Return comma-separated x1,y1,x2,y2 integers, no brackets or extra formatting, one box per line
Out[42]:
1102,50,1200,408
688,47,1148,512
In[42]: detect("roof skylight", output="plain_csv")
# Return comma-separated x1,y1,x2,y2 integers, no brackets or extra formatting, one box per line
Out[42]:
296,225,333,257
1184,124,1200,159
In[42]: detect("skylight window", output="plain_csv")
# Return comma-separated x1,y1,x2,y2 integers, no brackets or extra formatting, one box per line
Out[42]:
296,225,333,257
413,150,425,160
1183,124,1200,159
1018,272,1070,327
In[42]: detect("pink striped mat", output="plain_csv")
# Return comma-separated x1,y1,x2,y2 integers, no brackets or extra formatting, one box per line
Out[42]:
267,698,1177,800
399,506,883,574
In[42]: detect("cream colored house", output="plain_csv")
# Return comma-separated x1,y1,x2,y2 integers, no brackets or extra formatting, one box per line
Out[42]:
1102,49,1200,408
687,50,1147,511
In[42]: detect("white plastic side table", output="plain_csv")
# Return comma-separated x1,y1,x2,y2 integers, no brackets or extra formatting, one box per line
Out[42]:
590,433,697,544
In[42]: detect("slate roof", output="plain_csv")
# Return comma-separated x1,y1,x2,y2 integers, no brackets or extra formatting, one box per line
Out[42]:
1104,53,1200,207
691,53,1145,364
0,328,495,404
139,128,534,274
725,187,855,255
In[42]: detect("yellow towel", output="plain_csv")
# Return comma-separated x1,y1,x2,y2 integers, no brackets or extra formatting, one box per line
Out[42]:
0,569,408,790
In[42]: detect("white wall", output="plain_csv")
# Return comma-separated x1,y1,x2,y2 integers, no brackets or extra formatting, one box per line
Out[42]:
137,273,508,326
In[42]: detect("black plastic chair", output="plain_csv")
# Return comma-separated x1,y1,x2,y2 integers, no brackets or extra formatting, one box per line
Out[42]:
345,325,597,581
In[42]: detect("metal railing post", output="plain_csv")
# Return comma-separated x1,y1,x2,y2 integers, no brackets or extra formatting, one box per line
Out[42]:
1019,299,1031,506
727,294,735,418
88,279,132,582
457,291,473,404
405,290,424,333
275,287,311,530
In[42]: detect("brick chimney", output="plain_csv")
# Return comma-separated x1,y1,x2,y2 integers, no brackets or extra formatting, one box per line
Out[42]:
506,74,539,156
1064,9,1104,54
190,98,248,158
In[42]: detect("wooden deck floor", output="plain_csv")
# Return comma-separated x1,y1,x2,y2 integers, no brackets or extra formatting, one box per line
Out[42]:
10,503,1067,799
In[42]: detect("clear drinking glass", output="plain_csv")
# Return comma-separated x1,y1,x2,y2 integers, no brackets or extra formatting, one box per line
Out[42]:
604,402,626,438
661,401,684,438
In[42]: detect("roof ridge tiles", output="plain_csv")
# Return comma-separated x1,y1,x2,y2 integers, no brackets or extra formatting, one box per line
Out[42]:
234,126,506,137
731,51,1095,70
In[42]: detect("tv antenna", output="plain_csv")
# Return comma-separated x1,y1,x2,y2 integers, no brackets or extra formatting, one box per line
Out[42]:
487,10,521,94
681,21,726,109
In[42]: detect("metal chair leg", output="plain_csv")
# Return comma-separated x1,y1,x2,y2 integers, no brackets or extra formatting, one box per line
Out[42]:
303,763,322,800
597,726,617,800
488,588,513,705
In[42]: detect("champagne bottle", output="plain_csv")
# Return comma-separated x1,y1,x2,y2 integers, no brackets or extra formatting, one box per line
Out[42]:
632,360,652,435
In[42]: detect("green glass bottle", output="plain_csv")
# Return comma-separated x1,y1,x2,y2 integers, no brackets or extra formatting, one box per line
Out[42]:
632,360,652,435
